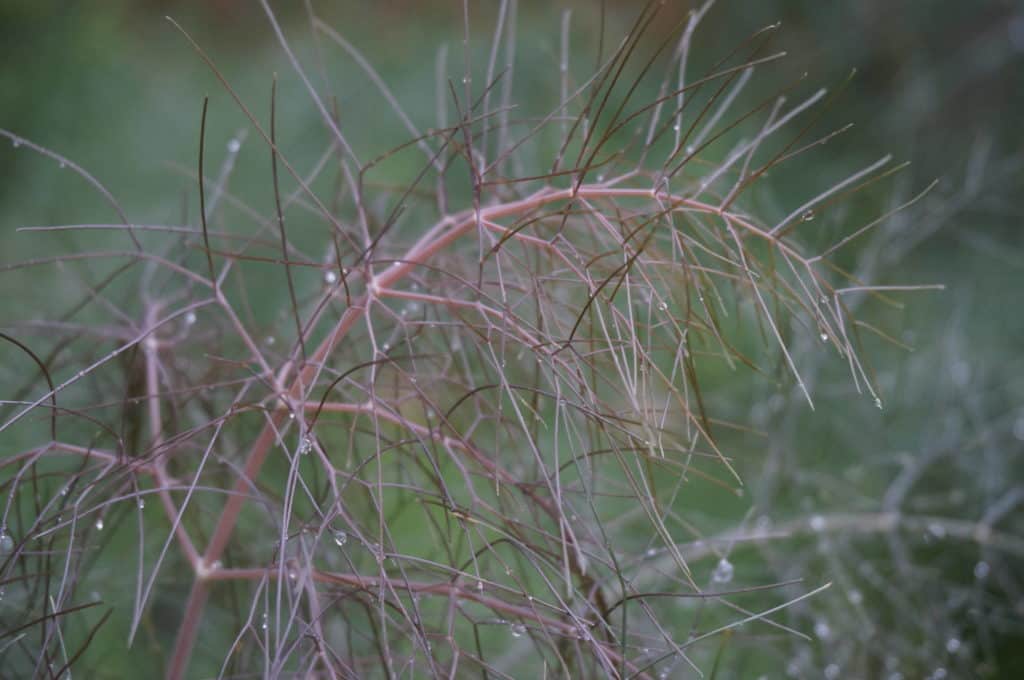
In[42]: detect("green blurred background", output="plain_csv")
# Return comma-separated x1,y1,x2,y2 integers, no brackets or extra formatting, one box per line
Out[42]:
1,1,1022,677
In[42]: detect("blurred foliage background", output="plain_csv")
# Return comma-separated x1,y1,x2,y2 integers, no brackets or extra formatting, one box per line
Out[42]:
1,0,1022,677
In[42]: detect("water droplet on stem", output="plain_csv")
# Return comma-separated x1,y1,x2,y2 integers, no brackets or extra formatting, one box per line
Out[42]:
711,557,734,584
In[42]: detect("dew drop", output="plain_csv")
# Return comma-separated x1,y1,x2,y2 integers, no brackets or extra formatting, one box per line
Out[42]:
658,301,668,311
825,664,840,680
227,138,241,153
58,161,66,169
814,620,831,639
210,560,222,571
596,173,605,182
673,123,681,132
475,580,484,592
0,529,13,554
927,522,947,539
94,518,104,531
711,557,734,584
931,669,947,680
847,589,863,605
265,336,276,346
137,498,146,510
645,548,657,558
809,515,826,532
819,332,829,342
945,638,960,654
333,530,348,547
261,612,269,631
510,623,526,638
801,210,816,222
324,270,338,284
874,397,883,410
819,294,828,304
12,139,21,148
184,311,197,326
288,569,298,581
974,561,990,580
297,435,313,455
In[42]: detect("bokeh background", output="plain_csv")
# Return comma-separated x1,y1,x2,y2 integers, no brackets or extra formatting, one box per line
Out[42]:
2,1,1022,677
